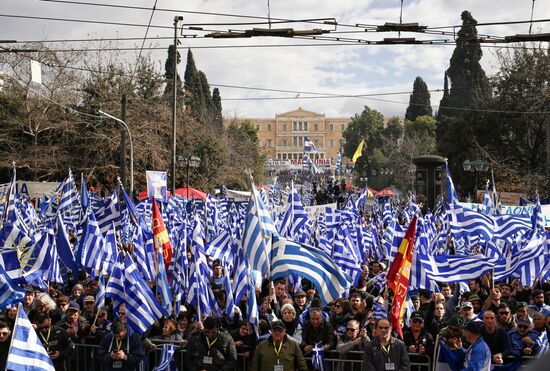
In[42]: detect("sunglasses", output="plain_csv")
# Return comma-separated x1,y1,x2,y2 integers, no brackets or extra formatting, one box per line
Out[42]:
346,328,358,332
498,312,510,315
333,304,341,308
448,327,461,332
412,319,424,324
118,312,126,316
517,325,529,329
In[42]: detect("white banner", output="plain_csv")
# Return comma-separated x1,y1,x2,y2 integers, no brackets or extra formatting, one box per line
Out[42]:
146,171,167,202
458,202,550,227
0,181,59,199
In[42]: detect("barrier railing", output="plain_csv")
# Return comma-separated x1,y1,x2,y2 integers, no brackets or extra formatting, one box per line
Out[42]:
69,343,542,371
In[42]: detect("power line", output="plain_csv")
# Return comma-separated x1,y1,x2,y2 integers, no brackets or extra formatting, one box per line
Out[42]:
130,0,159,83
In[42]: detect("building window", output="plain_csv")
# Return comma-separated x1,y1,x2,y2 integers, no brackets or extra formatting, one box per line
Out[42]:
282,139,288,147
341,124,345,131
256,124,260,131
267,139,272,147
282,153,287,160
314,123,319,131
299,136,303,146
267,123,272,131
304,121,308,131
293,121,298,131
282,123,287,131
293,136,298,147
277,153,281,159
329,124,334,131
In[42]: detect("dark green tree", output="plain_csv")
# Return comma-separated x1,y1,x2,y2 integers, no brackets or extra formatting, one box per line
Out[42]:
212,87,223,128
438,11,490,120
183,49,203,119
405,76,432,121
198,71,212,118
163,45,184,104
437,10,491,183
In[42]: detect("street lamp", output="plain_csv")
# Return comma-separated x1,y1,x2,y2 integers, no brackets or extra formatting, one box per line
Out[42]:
177,155,201,199
98,110,133,195
463,159,490,201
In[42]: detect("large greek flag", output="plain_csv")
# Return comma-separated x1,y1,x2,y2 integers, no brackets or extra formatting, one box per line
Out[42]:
6,303,55,371
271,236,350,306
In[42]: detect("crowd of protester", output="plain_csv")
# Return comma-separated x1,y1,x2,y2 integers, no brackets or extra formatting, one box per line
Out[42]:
0,260,549,371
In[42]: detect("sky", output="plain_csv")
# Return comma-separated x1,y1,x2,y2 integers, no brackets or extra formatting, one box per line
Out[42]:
2,0,550,120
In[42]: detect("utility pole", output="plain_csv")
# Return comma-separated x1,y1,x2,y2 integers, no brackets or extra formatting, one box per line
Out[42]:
546,113,550,199
120,93,127,189
171,16,183,196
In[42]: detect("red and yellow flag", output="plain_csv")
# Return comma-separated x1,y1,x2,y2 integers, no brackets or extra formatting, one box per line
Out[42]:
152,199,173,274
387,215,417,339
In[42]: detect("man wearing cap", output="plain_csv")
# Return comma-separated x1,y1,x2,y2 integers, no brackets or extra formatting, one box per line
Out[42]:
363,319,410,371
513,302,532,327
508,317,541,357
293,290,308,317
459,301,480,323
23,286,35,314
185,316,237,371
461,321,492,370
55,301,89,370
98,320,145,371
467,294,483,317
439,315,470,350
82,295,97,323
496,303,516,332
403,312,434,356
528,289,550,318
251,320,307,371
480,310,511,365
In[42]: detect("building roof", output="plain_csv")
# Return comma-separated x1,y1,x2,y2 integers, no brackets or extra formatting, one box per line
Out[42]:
276,107,323,118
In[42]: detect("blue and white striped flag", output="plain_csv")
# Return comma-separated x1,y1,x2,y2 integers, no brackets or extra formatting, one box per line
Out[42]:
335,150,342,174
242,184,278,277
0,264,25,310
271,236,351,306
304,136,319,153
312,342,327,371
156,245,173,316
96,274,106,309
77,209,107,277
6,303,55,371
152,344,177,371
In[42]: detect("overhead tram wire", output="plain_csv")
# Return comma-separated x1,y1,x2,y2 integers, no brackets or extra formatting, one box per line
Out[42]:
129,0,159,83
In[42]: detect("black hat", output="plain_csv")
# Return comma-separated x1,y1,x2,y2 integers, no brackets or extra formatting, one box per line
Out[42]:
294,290,307,297
67,301,80,312
411,312,424,321
271,321,285,330
464,321,482,334
448,315,465,327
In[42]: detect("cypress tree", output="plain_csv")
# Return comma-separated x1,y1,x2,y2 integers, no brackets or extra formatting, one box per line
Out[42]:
438,10,490,120
183,48,202,118
163,45,184,103
405,76,432,121
212,88,223,128
198,70,212,118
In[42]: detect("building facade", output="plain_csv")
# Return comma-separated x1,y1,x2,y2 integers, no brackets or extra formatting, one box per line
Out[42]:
225,107,352,171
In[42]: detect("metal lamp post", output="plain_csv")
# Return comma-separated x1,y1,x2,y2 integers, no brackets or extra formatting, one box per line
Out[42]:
177,155,201,199
463,159,490,201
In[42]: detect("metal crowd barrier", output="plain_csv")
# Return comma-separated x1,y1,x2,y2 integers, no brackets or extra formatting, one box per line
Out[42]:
69,343,543,371
70,344,432,371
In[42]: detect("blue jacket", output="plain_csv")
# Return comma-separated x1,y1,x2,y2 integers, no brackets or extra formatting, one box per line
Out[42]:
461,336,491,371
508,329,540,357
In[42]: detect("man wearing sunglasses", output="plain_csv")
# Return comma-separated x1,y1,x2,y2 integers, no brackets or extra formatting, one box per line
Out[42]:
509,317,540,357
335,319,368,371
403,312,433,356
252,320,307,371
33,312,74,371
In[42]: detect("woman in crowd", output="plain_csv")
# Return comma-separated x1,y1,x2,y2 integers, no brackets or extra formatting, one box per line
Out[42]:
279,303,302,343
330,298,353,337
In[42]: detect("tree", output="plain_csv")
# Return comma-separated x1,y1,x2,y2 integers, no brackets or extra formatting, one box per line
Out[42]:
405,76,432,121
437,10,491,182
212,88,223,128
438,11,490,120
183,48,203,119
163,44,184,105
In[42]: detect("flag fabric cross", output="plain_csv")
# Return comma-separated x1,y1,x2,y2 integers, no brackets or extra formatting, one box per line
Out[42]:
6,303,56,371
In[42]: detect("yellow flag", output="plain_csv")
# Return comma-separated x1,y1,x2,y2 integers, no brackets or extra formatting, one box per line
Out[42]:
352,139,365,163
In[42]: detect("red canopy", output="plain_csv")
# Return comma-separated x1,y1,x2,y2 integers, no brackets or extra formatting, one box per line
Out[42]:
138,186,207,201
376,187,395,197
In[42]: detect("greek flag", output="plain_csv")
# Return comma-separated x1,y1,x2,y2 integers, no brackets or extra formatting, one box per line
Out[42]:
311,343,326,371
335,150,342,174
448,204,495,243
6,303,55,371
304,136,319,153
78,209,107,277
55,216,79,279
96,274,106,309
303,154,323,174
417,253,495,283
152,344,177,371
271,236,351,306
279,188,310,238
0,264,25,310
242,185,278,277
157,245,173,316
372,298,388,320
446,164,459,205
